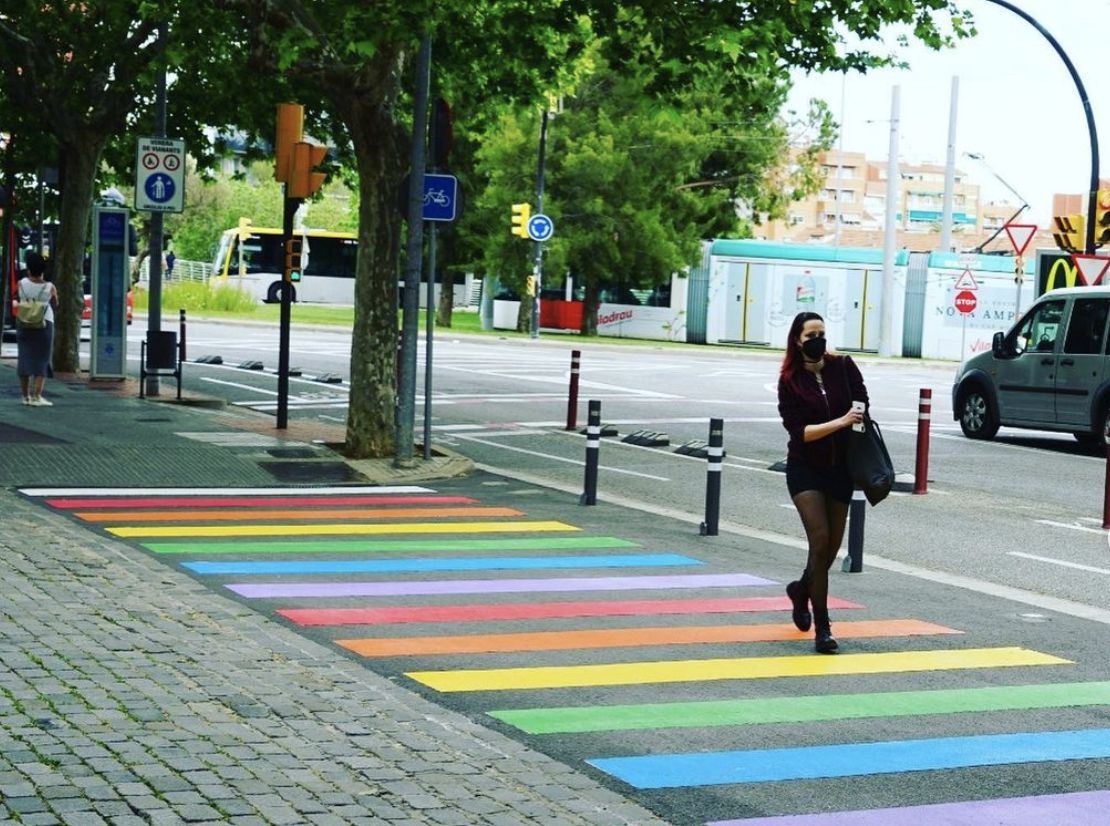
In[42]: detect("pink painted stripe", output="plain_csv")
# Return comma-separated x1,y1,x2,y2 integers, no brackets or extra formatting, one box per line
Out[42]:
277,596,862,627
711,790,1110,825
45,495,477,509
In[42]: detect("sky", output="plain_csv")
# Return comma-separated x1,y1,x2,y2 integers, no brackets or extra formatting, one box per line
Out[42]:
785,0,1110,228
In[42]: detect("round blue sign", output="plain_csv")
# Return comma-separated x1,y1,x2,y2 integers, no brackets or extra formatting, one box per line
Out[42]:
527,213,554,242
144,173,176,204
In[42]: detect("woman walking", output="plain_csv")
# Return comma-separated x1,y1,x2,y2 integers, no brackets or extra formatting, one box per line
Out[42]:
777,311,868,654
15,252,58,406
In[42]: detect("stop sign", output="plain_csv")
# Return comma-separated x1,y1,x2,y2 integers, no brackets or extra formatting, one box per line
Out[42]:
955,290,977,314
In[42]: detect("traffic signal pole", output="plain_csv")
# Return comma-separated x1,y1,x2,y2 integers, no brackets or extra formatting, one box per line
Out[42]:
985,0,1100,253
531,110,549,340
276,193,301,429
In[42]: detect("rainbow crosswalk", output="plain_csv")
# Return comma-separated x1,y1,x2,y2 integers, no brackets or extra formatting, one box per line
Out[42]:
23,483,1110,825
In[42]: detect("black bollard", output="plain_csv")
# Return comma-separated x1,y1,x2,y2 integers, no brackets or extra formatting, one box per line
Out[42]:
843,488,866,572
699,418,724,536
580,399,601,505
178,309,187,362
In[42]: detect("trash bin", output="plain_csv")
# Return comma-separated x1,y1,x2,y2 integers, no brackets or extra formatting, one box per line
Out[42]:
146,331,178,369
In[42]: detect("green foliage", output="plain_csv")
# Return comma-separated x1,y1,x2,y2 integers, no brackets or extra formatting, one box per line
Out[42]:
132,281,259,314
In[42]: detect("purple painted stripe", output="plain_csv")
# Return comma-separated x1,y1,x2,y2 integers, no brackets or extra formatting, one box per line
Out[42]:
709,790,1110,826
226,572,775,599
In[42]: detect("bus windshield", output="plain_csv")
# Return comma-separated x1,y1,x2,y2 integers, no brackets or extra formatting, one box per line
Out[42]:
211,225,358,304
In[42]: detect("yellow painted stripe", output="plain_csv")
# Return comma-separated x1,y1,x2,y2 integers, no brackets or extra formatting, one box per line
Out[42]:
405,647,1070,693
105,520,580,538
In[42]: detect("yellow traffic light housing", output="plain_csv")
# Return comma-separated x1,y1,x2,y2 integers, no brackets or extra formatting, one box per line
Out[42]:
1096,189,1110,248
288,141,328,199
237,217,253,241
511,202,531,238
274,103,304,183
1052,214,1086,253
284,237,303,283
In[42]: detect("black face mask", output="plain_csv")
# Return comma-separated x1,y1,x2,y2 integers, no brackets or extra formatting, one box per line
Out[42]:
801,336,827,361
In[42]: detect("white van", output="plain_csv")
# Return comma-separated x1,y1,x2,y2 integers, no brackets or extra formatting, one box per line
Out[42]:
953,286,1110,445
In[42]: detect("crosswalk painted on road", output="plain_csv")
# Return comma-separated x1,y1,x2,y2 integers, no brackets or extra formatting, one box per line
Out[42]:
28,484,1110,825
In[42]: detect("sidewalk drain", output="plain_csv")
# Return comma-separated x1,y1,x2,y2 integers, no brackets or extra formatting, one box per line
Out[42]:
258,460,367,483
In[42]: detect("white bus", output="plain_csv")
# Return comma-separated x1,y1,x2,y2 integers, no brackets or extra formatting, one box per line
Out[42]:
210,226,358,304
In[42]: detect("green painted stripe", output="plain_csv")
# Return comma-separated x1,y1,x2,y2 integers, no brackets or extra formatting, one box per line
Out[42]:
490,680,1110,734
141,536,639,555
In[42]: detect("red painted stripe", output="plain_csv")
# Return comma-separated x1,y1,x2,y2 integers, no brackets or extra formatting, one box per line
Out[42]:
277,596,863,627
45,495,477,510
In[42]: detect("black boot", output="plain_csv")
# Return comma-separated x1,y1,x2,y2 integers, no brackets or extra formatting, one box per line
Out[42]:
785,580,812,632
814,610,838,654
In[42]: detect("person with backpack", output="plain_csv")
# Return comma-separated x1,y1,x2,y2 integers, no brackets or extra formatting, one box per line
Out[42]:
15,251,58,406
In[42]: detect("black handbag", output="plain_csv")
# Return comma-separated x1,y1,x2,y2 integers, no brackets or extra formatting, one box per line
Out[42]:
847,414,895,506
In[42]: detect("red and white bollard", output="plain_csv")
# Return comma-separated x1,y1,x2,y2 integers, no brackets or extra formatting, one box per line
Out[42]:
914,388,932,495
566,349,581,431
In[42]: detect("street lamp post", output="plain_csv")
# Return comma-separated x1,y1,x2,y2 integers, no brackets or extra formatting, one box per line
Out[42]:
983,0,1099,254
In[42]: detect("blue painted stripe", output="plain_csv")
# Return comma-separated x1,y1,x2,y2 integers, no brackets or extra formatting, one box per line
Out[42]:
588,728,1110,789
182,553,702,576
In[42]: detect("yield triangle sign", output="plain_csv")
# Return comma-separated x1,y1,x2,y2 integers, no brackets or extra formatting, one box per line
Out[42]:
1072,254,1110,286
1004,223,1037,256
953,268,979,290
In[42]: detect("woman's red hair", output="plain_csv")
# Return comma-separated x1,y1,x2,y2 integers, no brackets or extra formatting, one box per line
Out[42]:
780,311,839,378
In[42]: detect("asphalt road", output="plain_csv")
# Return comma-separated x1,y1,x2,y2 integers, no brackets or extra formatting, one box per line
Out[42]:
118,317,1110,617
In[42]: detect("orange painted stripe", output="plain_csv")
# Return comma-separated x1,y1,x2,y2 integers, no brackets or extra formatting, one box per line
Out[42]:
337,619,960,658
75,506,523,523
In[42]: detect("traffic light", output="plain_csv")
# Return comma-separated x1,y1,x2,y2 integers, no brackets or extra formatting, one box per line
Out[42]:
237,217,253,242
274,103,304,183
288,141,328,199
1096,189,1110,248
1052,214,1085,253
284,237,303,283
511,202,531,238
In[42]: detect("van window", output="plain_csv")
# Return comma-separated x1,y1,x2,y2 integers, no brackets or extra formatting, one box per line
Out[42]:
1011,299,1065,356
1063,298,1110,355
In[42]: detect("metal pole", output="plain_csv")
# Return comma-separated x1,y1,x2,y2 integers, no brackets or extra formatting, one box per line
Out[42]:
984,0,1099,253
397,34,432,464
423,222,436,461
879,85,900,358
531,109,548,339
844,489,866,573
580,399,601,506
939,77,958,252
565,349,581,431
914,388,932,495
145,24,168,397
276,193,299,429
1103,420,1110,530
700,418,724,536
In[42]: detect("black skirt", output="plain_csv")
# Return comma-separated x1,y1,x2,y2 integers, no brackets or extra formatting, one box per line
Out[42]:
785,459,854,504
16,321,54,377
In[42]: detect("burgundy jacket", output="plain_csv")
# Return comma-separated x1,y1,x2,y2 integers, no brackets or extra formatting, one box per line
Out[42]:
777,355,869,468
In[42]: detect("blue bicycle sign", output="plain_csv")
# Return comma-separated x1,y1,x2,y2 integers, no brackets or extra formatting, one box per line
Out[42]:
527,213,554,242
422,174,458,222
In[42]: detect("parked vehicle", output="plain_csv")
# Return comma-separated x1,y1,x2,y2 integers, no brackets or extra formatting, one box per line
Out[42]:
953,286,1110,445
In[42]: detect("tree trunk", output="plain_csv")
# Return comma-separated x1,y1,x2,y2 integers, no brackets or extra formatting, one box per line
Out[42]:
581,279,599,336
53,137,104,373
336,91,403,459
516,295,533,334
435,270,454,327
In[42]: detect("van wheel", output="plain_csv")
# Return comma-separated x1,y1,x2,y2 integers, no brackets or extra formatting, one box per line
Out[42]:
265,283,295,304
959,389,999,440
1077,407,1110,449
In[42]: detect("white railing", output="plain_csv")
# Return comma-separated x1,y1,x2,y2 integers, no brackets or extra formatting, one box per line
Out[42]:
135,258,212,284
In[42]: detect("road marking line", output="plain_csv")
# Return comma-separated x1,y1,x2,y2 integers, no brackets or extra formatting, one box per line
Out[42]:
1033,519,1107,535
406,647,1069,693
277,595,863,627
182,553,700,576
589,728,1110,789
493,680,1110,734
77,506,523,523
21,486,431,496
338,619,958,658
454,435,670,481
143,536,638,555
1009,552,1110,576
48,495,476,510
227,572,775,599
106,520,579,538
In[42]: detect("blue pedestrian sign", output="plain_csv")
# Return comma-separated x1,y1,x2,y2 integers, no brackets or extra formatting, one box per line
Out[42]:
135,136,185,213
143,173,176,205
527,213,554,242
422,173,458,222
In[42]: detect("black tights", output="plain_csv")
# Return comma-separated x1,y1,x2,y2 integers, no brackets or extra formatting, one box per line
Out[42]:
791,490,849,627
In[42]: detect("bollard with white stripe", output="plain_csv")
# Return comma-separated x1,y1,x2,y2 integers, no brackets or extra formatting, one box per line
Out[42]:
179,309,187,362
843,488,866,572
580,399,601,506
566,349,581,431
914,388,932,495
1103,418,1110,530
699,418,724,536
